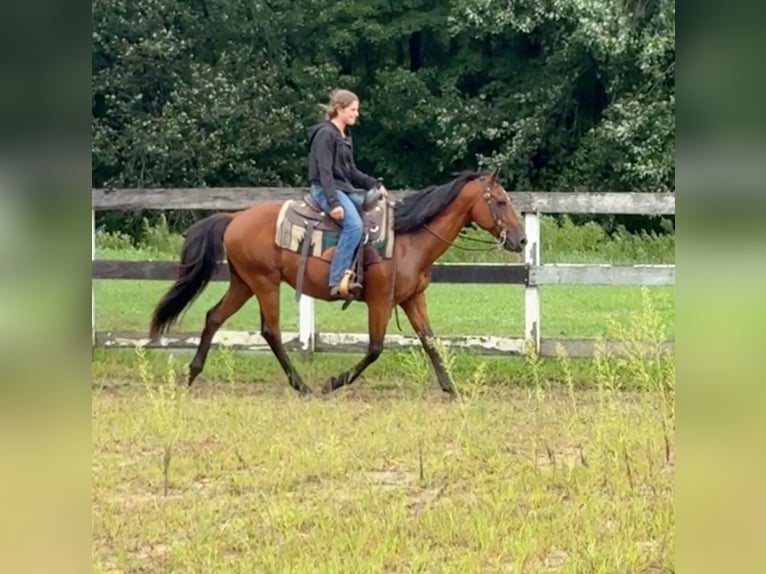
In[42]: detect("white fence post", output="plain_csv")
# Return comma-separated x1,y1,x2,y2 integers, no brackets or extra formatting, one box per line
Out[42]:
92,209,96,347
524,211,541,353
298,294,315,355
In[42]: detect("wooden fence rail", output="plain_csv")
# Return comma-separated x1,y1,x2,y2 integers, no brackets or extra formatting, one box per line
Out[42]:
91,260,674,287
92,188,675,356
93,187,675,215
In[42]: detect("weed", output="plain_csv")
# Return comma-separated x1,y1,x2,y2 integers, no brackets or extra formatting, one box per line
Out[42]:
138,214,183,256
135,345,189,496
400,346,430,393
93,380,674,572
217,339,236,385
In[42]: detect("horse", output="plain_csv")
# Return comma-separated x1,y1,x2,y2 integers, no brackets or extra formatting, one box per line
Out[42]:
148,168,527,395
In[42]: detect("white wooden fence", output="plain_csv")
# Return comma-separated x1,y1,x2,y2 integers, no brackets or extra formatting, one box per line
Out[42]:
92,188,675,357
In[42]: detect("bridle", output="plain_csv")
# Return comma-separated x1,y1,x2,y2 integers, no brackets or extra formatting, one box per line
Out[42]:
481,178,511,244
423,177,511,252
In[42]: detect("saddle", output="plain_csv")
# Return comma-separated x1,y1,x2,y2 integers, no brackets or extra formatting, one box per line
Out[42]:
275,188,396,304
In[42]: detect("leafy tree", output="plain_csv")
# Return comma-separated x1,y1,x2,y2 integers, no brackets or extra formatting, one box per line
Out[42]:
92,0,674,238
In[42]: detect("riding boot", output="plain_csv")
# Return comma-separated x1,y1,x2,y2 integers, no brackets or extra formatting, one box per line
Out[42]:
329,283,362,299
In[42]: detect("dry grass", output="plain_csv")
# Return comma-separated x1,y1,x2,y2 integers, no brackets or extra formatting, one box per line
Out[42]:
92,288,674,572
93,382,673,573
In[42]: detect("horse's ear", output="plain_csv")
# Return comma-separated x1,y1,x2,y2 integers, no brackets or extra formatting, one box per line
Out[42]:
488,167,499,184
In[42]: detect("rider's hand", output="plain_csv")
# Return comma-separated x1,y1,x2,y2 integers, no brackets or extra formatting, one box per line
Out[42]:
330,206,345,221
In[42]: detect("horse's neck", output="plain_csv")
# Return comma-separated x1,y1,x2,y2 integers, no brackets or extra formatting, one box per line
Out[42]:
409,191,474,265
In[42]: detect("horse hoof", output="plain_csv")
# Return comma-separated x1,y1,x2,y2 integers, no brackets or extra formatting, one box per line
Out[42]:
442,387,458,400
188,365,202,386
292,382,313,395
321,379,335,394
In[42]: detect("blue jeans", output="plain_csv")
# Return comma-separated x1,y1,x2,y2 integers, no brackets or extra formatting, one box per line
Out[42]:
309,184,364,286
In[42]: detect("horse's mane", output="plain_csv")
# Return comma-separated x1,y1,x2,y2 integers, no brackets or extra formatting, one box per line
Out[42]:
393,171,483,233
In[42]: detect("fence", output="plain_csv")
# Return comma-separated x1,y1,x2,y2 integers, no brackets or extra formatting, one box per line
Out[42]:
92,187,675,357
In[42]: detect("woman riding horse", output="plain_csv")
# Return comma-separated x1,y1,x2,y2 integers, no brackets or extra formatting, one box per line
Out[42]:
306,89,388,298
149,119,526,396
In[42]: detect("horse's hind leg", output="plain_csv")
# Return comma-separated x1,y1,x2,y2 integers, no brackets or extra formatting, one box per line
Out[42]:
253,282,312,395
188,269,251,385
321,296,391,394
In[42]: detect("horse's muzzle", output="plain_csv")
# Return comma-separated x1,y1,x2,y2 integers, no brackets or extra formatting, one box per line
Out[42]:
502,233,527,253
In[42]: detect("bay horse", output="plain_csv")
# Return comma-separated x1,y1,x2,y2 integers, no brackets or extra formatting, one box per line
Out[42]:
149,169,526,395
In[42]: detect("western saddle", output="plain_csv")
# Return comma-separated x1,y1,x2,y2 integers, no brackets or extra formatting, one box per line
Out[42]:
275,188,394,305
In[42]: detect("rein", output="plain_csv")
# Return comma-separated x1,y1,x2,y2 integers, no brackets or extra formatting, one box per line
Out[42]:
394,224,501,334
421,178,509,251
423,224,503,251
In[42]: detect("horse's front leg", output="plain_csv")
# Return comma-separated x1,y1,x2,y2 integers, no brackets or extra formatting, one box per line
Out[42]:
253,282,312,395
400,290,456,395
321,299,391,394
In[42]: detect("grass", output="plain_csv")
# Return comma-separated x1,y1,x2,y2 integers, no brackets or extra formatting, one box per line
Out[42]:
92,331,675,573
94,278,674,339
92,221,674,389
92,386,674,573
91,285,673,392
93,216,674,341
92,222,675,571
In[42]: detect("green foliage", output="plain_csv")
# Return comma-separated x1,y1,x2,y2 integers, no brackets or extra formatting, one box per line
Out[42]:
434,215,674,264
95,228,134,251
138,214,183,256
135,345,189,496
96,214,674,265
93,0,674,235
540,215,675,263
445,0,675,192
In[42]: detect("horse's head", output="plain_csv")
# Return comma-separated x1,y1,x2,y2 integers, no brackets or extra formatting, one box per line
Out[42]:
468,168,527,253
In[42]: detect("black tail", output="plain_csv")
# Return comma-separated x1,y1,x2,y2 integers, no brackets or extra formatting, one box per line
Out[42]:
149,213,233,339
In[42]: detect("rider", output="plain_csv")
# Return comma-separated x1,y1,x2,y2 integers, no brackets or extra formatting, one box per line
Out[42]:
307,89,388,298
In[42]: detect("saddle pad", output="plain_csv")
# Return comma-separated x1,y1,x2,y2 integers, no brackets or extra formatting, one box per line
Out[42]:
275,198,395,263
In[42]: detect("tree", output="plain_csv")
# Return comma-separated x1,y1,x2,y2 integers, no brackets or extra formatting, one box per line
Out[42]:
92,0,675,237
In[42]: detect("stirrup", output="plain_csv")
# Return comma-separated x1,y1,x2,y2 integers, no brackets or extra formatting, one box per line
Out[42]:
330,283,361,299
338,269,362,298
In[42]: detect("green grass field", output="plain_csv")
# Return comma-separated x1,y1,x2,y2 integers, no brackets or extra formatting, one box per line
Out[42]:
92,226,675,391
93,363,674,573
92,222,675,572
94,278,674,340
94,217,674,341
